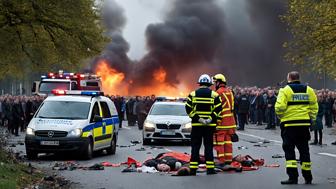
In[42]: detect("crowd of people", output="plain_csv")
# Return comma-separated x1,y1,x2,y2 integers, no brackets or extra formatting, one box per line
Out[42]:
108,95,156,130
1,87,336,146
0,95,45,136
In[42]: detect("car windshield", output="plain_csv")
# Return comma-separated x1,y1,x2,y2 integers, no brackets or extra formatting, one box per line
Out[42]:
150,104,188,116
36,101,90,120
39,81,70,94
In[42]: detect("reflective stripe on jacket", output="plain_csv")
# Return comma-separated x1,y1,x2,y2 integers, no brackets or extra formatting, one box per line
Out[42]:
275,82,318,127
185,86,222,126
216,85,236,130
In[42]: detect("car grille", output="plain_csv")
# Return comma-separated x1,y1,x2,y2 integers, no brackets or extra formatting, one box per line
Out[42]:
153,133,183,138
156,124,181,129
35,130,68,138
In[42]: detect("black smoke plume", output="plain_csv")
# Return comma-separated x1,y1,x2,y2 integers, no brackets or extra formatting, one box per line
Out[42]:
93,0,298,95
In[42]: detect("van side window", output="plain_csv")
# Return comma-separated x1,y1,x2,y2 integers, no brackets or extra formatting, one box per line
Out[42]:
100,101,111,118
90,102,100,123
71,82,78,90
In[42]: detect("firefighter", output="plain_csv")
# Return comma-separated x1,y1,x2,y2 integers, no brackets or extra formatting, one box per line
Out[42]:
212,74,236,165
185,74,222,175
275,71,318,185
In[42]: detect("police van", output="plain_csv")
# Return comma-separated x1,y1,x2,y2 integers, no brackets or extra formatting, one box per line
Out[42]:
25,90,119,160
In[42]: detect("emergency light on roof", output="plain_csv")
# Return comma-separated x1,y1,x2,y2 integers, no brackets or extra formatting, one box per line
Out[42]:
51,89,104,96
156,96,187,102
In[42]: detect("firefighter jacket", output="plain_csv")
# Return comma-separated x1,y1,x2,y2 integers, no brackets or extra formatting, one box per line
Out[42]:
216,85,236,130
185,86,222,126
275,81,318,127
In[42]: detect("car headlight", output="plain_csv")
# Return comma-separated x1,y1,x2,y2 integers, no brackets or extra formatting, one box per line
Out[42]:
68,128,82,137
144,121,155,128
26,127,35,135
184,123,192,129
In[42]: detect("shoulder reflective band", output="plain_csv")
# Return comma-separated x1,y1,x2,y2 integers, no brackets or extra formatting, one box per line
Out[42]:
301,162,312,171
286,160,298,168
287,101,310,105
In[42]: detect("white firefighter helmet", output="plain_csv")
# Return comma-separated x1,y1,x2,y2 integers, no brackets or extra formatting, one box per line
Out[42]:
198,74,212,85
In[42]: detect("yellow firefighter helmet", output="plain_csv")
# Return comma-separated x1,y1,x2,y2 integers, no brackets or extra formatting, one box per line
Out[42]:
213,74,226,83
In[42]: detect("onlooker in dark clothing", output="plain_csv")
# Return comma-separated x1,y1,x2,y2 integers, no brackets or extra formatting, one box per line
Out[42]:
135,97,147,130
324,95,333,128
12,98,24,136
255,92,264,125
126,97,136,126
3,98,13,133
265,90,276,130
249,93,257,124
236,90,249,130
25,98,33,124
0,96,3,126
311,94,324,145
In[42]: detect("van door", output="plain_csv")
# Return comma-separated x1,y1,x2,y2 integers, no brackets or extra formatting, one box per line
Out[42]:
99,101,114,148
89,102,103,149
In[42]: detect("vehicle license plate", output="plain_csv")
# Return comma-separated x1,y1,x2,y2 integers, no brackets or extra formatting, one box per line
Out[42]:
40,141,59,146
161,130,175,135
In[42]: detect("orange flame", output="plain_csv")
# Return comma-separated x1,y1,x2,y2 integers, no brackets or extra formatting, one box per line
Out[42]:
95,60,190,97
95,60,127,95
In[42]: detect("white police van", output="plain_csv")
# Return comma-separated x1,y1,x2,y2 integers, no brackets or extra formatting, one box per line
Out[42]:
25,90,119,160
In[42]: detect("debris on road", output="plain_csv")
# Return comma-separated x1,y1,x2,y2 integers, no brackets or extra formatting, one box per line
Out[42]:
238,146,248,150
264,163,280,168
130,140,141,144
272,154,285,158
135,147,146,151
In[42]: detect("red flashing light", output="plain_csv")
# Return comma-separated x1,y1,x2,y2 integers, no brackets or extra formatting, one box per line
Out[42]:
49,73,54,77
80,74,85,78
66,76,70,79
51,89,66,95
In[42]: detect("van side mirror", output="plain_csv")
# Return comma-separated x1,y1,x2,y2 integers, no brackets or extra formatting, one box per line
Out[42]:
94,115,103,122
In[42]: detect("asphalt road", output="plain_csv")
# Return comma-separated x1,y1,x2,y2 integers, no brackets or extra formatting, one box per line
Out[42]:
8,122,336,189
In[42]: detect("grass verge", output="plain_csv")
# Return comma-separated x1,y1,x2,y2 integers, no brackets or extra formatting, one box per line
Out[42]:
0,149,43,189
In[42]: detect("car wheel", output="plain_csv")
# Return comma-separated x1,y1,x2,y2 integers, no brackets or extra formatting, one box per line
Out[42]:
26,150,38,160
142,136,151,145
106,135,117,155
82,138,93,160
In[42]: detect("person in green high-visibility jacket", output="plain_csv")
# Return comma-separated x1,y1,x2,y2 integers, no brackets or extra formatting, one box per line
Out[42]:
275,71,318,185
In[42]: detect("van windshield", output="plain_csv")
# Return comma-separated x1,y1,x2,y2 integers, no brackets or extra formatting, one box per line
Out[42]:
39,81,70,94
36,101,90,120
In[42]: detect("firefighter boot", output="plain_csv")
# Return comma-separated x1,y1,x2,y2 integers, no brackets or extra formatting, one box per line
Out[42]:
206,168,217,175
280,179,298,185
189,168,197,176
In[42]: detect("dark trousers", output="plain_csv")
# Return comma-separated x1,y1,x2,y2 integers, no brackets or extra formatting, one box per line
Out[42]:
267,108,276,127
118,113,124,128
281,126,312,181
313,130,322,144
325,112,332,127
12,120,19,136
238,113,247,130
257,109,263,124
137,114,146,130
190,126,215,171
128,114,136,126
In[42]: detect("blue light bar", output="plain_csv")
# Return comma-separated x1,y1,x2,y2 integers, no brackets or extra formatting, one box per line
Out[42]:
41,75,47,78
80,91,104,96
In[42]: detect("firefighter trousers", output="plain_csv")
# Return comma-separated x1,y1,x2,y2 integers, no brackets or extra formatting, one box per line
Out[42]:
213,129,233,163
281,126,312,181
190,126,215,173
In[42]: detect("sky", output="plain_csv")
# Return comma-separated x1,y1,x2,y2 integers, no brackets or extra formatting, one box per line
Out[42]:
114,0,167,60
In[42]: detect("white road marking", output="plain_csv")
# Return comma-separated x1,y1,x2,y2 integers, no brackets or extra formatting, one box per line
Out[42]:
237,131,282,144
318,153,336,158
165,148,172,152
122,127,131,130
